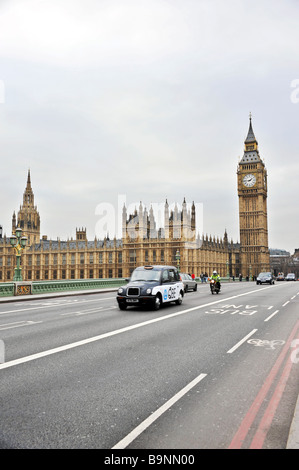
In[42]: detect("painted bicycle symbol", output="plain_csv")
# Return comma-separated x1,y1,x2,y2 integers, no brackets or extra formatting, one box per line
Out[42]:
247,339,285,350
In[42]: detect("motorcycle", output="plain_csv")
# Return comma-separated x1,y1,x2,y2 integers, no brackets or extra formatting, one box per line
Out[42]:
210,278,221,294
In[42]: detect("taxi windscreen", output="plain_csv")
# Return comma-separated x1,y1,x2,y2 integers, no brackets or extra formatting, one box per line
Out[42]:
131,268,161,282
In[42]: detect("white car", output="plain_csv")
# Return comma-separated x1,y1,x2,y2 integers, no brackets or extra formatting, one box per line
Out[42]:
285,273,296,281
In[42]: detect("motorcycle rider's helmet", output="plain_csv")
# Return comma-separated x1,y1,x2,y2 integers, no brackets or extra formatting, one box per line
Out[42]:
213,270,217,275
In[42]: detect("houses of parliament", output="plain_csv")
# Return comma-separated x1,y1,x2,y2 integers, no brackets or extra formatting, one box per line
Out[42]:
0,118,270,282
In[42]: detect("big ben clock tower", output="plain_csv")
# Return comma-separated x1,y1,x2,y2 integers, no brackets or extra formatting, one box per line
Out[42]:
237,115,270,277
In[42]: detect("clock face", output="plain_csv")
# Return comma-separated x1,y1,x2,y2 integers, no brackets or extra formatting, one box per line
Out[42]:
243,174,256,187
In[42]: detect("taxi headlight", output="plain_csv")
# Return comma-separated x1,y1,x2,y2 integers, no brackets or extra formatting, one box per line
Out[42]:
118,288,124,294
146,288,152,294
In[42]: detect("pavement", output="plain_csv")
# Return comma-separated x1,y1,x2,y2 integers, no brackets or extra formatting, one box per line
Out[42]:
287,394,299,449
0,287,298,449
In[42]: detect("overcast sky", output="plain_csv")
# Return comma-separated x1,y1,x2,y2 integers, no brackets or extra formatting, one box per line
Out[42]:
0,0,298,253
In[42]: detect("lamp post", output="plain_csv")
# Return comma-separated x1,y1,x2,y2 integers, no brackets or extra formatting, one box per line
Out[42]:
249,264,252,281
226,259,229,279
175,249,180,272
10,227,27,282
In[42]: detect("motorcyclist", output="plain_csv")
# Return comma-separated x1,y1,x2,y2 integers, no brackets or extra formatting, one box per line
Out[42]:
210,270,221,291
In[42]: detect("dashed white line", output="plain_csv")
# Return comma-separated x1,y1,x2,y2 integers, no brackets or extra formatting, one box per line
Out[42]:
0,320,42,331
112,373,207,449
264,310,279,322
0,296,116,315
227,329,258,354
61,307,104,316
61,306,117,316
282,301,290,307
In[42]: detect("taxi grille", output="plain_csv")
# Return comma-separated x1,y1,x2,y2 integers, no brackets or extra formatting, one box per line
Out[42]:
127,287,140,296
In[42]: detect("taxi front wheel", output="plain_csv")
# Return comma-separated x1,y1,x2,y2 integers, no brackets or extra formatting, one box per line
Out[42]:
154,295,161,310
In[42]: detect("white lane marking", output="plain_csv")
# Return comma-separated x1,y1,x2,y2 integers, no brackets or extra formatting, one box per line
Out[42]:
112,373,207,449
0,321,42,331
61,306,117,316
282,301,290,307
264,310,279,322
61,307,104,316
0,296,116,315
0,285,278,370
227,329,258,354
76,307,105,316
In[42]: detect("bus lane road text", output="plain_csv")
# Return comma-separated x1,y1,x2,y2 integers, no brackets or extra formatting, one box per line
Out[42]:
205,304,259,316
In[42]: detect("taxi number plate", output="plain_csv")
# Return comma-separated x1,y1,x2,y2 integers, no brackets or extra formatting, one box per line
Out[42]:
127,299,139,303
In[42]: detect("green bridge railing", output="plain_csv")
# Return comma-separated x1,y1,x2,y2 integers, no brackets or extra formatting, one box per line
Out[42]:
0,283,15,297
0,278,126,297
0,276,251,298
32,278,126,294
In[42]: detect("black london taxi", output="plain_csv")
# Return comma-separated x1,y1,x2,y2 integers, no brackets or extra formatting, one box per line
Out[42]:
116,265,185,310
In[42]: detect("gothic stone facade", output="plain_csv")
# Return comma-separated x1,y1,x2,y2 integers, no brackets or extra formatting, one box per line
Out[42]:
237,116,270,277
0,192,239,282
0,119,270,282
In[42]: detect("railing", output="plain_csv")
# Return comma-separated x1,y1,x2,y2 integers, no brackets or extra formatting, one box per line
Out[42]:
195,276,252,283
0,276,252,297
32,278,126,294
0,283,15,297
0,278,126,297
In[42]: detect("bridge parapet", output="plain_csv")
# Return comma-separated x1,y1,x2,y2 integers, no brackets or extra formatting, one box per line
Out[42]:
0,278,126,297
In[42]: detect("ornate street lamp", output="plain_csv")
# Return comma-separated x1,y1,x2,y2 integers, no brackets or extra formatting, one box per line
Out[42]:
10,228,27,281
175,249,180,272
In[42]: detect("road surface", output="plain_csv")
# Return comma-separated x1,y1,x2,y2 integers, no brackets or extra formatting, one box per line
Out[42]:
0,281,298,449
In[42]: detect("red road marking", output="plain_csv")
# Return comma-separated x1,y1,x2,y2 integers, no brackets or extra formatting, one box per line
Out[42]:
228,320,299,449
250,349,294,448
